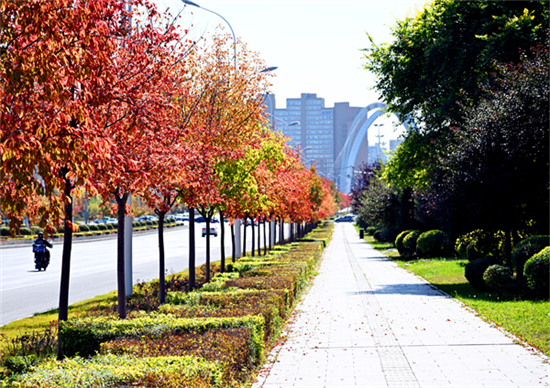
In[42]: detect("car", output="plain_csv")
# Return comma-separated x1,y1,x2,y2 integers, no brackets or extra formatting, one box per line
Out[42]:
135,215,158,222
334,215,354,223
202,226,218,237
194,215,206,223
94,217,117,224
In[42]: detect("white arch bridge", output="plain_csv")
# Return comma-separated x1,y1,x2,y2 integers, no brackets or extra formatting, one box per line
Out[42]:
334,102,415,194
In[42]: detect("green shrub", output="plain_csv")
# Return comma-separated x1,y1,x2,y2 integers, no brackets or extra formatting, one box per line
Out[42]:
3,355,38,376
483,265,514,295
416,230,451,258
8,354,223,388
465,257,500,292
366,226,377,236
105,223,114,230
19,227,32,236
96,224,107,231
0,227,10,236
30,226,43,235
395,230,413,256
512,235,549,278
373,230,384,242
524,247,550,299
456,230,503,261
88,224,99,231
146,220,153,226
78,224,90,232
402,230,421,257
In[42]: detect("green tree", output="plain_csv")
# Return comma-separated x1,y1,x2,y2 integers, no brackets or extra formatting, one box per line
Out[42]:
366,0,548,190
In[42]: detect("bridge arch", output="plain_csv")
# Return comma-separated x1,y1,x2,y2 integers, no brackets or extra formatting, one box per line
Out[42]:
335,102,414,193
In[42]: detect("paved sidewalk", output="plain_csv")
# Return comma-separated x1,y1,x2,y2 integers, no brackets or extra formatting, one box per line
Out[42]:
253,223,549,388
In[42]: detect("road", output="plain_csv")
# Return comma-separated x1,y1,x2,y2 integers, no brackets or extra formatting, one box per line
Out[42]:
0,222,287,326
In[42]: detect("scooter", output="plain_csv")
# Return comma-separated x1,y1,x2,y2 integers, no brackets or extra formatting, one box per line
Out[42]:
32,244,50,271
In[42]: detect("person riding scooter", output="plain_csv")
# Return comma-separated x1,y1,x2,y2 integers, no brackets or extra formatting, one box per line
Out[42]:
32,232,52,271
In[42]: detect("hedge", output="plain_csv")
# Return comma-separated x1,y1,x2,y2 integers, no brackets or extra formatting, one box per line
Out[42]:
59,315,265,363
4,354,223,388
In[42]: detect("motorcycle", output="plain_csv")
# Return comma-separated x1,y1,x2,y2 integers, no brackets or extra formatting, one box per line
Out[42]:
32,243,50,271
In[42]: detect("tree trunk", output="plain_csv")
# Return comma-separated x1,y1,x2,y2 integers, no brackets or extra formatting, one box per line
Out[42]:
116,192,129,319
251,216,255,257
243,217,247,257
57,169,74,360
257,218,261,256
157,211,166,304
504,227,512,271
206,215,211,282
279,217,284,245
231,222,236,262
219,211,225,272
188,208,196,291
263,218,267,256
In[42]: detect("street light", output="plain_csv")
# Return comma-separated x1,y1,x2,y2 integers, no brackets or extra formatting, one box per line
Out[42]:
373,123,385,161
182,0,237,73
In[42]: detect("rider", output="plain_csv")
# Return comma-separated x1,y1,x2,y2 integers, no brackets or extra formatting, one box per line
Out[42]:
33,232,52,263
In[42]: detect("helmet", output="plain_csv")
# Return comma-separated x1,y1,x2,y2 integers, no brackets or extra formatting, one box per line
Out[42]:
38,232,44,238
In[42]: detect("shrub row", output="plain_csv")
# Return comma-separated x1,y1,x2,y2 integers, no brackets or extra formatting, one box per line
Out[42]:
396,229,451,258
4,354,222,388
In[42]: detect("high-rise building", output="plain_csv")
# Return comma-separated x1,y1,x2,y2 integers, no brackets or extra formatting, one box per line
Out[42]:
264,93,361,179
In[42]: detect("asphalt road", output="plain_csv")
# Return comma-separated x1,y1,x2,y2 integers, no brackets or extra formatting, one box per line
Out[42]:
0,222,286,326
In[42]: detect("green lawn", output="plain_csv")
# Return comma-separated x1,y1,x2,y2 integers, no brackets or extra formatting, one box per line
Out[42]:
396,257,550,356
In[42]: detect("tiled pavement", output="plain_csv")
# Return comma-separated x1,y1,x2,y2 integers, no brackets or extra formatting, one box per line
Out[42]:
252,223,549,388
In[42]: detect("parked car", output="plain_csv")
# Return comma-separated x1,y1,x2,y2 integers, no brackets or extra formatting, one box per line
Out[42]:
94,217,117,224
195,215,206,223
334,215,355,223
135,215,158,222
202,226,218,237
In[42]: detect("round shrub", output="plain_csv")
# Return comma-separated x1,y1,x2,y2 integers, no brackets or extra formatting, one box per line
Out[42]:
395,230,413,257
465,257,500,292
88,224,99,231
30,226,43,235
0,227,10,236
146,220,153,227
456,230,503,261
483,265,514,295
97,224,107,231
366,226,377,236
19,227,32,236
402,230,422,257
511,235,549,276
79,224,90,232
524,247,550,299
373,230,384,242
416,230,450,258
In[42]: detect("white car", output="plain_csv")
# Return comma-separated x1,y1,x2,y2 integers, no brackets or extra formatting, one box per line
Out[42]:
202,226,218,237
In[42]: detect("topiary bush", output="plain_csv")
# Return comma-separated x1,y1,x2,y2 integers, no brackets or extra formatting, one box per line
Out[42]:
455,230,503,261
88,224,99,232
0,227,10,236
416,230,451,258
30,226,43,235
524,247,550,299
19,227,32,236
78,224,90,232
465,257,500,292
395,230,413,257
97,224,107,231
511,235,549,281
483,265,514,296
402,230,421,257
373,230,384,242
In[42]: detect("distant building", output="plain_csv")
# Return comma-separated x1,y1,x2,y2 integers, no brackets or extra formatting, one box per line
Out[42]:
389,139,404,152
264,93,361,179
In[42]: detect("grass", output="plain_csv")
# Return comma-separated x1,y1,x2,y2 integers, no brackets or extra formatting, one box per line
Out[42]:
396,257,550,356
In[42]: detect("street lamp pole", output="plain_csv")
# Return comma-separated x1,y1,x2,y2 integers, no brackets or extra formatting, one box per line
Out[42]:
373,123,385,162
181,0,237,73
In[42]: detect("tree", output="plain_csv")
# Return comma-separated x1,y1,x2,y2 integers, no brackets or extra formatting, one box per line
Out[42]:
365,1,549,189
426,44,549,264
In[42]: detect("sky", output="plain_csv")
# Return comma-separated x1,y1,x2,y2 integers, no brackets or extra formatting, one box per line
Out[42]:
153,0,427,146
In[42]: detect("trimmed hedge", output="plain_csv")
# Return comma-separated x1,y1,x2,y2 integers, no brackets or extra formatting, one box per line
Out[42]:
465,257,500,292
402,230,422,257
483,265,514,295
395,230,413,257
511,235,549,279
59,315,264,363
78,224,90,232
6,354,223,388
524,247,550,299
100,329,250,386
416,230,450,258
